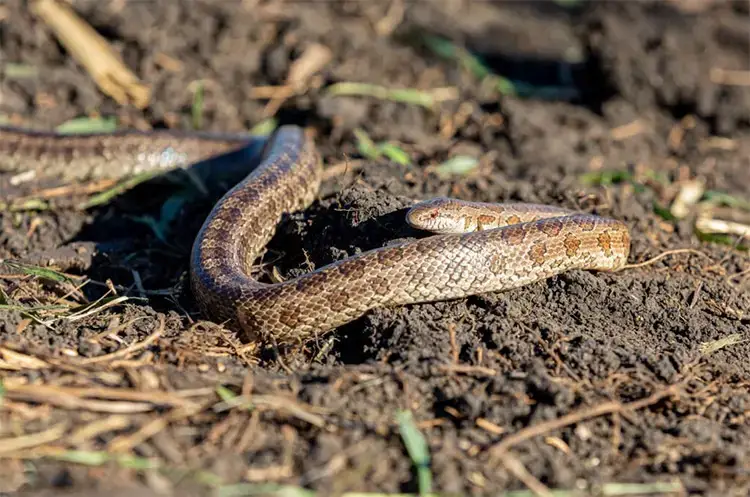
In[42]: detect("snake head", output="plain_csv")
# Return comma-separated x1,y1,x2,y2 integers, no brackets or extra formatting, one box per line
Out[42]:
406,197,477,234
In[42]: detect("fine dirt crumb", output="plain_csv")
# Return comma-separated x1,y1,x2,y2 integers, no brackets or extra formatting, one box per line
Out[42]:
1,1,749,496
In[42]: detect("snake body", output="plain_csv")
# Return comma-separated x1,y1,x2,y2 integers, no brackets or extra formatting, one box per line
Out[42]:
1,124,631,345
0,125,257,181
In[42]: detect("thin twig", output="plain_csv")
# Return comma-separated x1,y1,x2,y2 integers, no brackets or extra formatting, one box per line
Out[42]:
622,248,712,270
448,322,459,364
78,315,164,364
436,364,498,377
321,159,366,181
498,451,553,497
108,403,207,454
214,394,327,428
65,295,131,322
488,383,684,461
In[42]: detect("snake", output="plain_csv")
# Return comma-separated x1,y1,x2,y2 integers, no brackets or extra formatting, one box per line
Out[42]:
0,124,631,345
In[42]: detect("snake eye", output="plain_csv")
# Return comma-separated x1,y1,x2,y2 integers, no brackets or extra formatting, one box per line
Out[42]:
430,210,439,219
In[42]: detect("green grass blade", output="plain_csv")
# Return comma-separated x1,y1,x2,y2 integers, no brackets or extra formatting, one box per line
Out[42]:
81,170,162,209
250,118,278,137
433,156,479,179
327,83,436,109
702,190,750,210
396,410,432,496
354,128,382,160
0,260,73,283
420,35,516,96
56,117,118,134
378,143,411,166
216,385,238,402
190,81,204,130
53,450,112,466
1,198,51,212
4,63,39,79
192,80,205,130
579,170,633,187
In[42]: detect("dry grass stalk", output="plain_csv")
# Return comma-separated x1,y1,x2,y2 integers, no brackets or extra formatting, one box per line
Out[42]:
671,179,705,219
68,415,132,445
79,315,164,364
250,43,332,117
107,404,206,453
0,348,50,370
4,383,199,410
31,0,150,108
696,216,750,238
4,386,156,414
0,423,68,455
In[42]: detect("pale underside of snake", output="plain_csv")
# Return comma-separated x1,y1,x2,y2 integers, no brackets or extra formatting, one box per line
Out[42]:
0,124,631,345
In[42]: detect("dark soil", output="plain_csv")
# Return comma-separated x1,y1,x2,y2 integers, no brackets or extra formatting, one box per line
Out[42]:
1,1,749,496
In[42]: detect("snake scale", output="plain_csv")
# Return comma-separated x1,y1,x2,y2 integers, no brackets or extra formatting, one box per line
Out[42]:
1,124,631,345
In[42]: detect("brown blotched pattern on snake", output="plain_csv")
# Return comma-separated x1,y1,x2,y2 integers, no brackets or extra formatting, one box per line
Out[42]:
1,124,631,345
191,127,630,344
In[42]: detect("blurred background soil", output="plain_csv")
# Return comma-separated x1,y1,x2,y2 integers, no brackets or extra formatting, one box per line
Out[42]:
0,1,749,496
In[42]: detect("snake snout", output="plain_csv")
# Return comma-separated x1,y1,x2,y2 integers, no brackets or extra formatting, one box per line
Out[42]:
405,207,428,231
407,197,480,234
